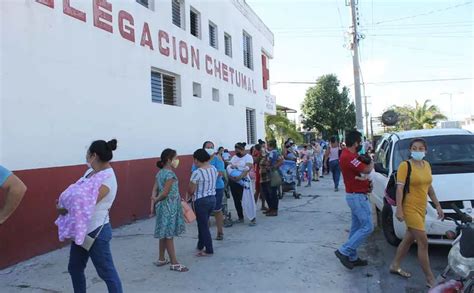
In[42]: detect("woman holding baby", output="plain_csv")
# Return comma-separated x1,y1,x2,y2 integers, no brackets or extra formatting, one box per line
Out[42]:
55,139,123,293
227,142,256,226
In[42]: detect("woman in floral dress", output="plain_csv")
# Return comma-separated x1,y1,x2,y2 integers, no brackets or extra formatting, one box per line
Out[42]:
150,148,188,272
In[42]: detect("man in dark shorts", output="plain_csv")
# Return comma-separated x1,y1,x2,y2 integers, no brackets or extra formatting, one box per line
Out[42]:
335,130,374,269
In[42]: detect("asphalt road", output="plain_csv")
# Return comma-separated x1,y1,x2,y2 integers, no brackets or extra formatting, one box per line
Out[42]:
0,176,450,292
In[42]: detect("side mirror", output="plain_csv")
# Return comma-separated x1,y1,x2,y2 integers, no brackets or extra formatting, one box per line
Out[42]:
374,162,388,175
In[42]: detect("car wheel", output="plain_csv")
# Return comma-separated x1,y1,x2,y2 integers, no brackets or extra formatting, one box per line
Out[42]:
382,204,401,246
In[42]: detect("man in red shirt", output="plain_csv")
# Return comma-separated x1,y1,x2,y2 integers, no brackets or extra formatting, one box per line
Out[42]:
334,130,374,269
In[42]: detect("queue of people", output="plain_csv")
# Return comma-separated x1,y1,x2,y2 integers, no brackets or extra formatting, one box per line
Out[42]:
2,131,443,291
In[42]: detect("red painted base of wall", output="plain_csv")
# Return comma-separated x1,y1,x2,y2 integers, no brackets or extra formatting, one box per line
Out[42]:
0,156,194,269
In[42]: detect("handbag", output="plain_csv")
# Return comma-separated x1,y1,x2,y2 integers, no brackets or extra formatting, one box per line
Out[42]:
181,200,196,223
81,210,109,251
270,169,282,187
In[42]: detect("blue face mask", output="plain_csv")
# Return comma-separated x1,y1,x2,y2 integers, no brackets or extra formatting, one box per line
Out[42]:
411,151,425,161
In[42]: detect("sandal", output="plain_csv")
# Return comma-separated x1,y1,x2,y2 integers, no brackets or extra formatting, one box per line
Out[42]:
389,266,412,278
216,233,224,241
196,251,212,257
153,259,170,267
170,264,189,272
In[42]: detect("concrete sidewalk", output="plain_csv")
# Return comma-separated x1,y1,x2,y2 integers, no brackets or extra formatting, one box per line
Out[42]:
1,177,387,293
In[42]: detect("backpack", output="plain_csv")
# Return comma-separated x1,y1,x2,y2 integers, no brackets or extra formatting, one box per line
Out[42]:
384,161,411,206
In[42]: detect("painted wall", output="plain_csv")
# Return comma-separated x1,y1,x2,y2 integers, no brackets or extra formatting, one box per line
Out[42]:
1,0,274,170
0,0,274,268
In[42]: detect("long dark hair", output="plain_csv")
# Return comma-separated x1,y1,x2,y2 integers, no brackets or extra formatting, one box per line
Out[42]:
89,139,117,162
156,149,177,169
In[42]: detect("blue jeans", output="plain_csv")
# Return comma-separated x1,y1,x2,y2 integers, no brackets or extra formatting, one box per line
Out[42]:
339,194,374,261
300,160,313,185
329,160,341,188
195,196,216,254
68,223,123,293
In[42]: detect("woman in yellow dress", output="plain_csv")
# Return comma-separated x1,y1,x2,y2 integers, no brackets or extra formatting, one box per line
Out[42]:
389,138,444,288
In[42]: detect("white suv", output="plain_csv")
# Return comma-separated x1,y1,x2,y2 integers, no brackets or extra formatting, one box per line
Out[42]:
371,128,474,245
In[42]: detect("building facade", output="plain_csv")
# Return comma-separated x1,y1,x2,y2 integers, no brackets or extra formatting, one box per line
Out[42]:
0,0,274,268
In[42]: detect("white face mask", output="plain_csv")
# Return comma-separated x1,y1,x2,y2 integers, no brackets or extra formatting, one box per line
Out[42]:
206,148,215,156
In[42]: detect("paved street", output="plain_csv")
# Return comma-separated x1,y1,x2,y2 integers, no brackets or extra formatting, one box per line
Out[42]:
0,176,449,293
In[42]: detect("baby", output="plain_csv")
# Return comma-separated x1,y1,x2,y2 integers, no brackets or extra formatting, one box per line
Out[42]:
355,154,375,182
226,165,250,187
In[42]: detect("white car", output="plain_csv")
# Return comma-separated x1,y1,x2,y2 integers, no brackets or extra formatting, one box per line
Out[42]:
371,128,474,245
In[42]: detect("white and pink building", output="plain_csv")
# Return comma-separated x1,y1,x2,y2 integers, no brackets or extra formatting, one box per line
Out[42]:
0,0,275,268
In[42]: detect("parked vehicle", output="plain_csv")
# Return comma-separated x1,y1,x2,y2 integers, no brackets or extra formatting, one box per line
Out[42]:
430,203,473,293
371,129,474,245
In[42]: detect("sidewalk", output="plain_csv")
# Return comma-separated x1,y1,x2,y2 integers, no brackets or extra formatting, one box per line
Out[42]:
0,177,385,293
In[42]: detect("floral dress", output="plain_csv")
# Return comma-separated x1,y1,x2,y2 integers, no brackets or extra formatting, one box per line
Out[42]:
154,169,185,239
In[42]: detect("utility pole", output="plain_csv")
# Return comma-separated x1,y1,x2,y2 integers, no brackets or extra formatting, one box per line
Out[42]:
346,0,364,133
364,96,370,138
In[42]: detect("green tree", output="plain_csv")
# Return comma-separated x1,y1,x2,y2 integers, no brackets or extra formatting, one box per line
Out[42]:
387,99,447,130
265,111,302,146
301,74,356,137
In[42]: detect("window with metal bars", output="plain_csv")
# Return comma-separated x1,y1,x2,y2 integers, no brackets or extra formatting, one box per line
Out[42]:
172,0,184,29
224,33,232,57
190,8,200,38
209,21,218,49
243,31,253,69
151,71,178,106
136,0,149,8
246,109,256,144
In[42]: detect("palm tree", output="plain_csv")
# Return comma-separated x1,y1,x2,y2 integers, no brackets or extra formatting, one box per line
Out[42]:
388,99,447,130
409,100,447,129
265,111,303,146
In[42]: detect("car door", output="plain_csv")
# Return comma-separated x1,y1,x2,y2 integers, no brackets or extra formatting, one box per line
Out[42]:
371,135,391,210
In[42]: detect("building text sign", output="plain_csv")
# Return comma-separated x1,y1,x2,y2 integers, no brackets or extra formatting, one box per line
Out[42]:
35,0,258,94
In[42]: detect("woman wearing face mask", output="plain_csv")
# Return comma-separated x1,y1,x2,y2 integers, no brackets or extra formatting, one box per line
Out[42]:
389,138,444,288
193,141,225,240
150,149,188,272
228,142,256,226
59,139,123,293
189,149,217,256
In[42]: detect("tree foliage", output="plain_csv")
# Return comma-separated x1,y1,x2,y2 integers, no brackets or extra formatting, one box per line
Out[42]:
301,74,356,137
387,99,447,131
265,111,303,146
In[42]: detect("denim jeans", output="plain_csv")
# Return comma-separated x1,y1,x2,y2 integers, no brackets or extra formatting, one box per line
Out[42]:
260,181,279,210
329,160,341,188
339,194,374,261
68,223,123,293
195,196,216,254
300,160,313,184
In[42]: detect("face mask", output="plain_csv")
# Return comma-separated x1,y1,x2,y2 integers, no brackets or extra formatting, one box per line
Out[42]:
171,159,180,168
236,152,244,158
206,148,215,156
86,156,94,169
411,151,425,161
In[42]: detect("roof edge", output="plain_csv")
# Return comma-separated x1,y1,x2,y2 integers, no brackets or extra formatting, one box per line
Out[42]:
231,0,275,47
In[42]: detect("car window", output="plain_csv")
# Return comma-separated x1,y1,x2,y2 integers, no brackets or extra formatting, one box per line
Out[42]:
393,135,474,174
375,139,388,165
384,138,393,170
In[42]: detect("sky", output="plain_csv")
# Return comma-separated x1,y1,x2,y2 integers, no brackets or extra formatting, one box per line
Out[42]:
246,0,474,125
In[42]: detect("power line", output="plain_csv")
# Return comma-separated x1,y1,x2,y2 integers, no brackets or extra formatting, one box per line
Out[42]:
272,77,473,85
373,1,473,25
271,21,474,32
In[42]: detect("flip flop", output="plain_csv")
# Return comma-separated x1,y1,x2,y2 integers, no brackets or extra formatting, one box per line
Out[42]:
389,267,412,278
153,259,170,267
